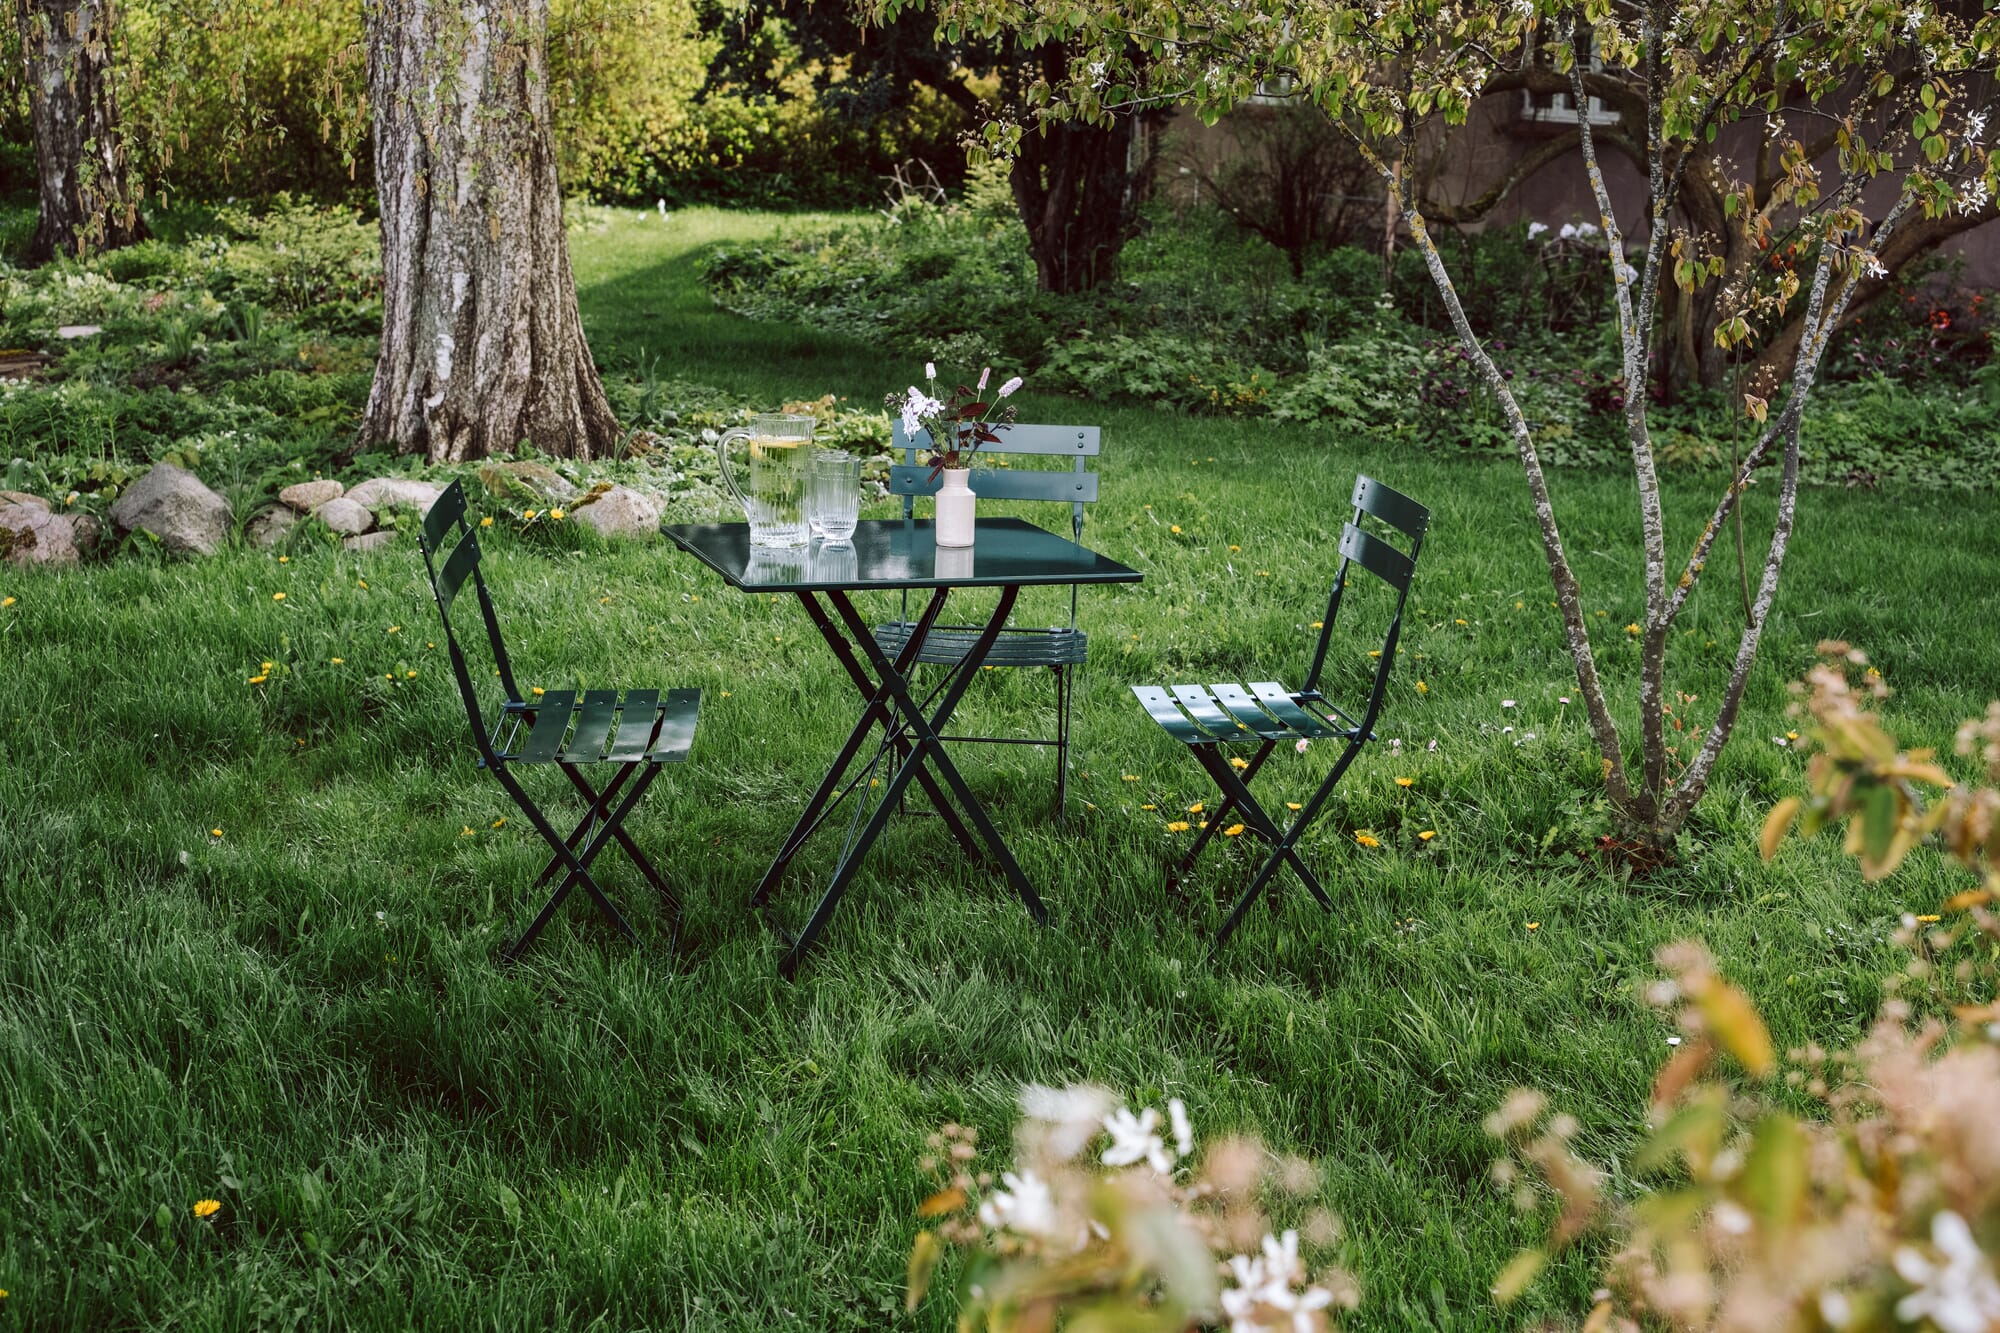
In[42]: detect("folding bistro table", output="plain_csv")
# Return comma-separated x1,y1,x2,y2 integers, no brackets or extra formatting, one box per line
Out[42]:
662,517,1142,975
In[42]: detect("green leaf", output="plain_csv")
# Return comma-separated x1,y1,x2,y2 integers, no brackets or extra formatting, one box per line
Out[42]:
1862,782,1897,867
1744,1113,1807,1238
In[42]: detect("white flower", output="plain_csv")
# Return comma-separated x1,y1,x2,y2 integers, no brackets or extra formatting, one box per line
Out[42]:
1576,221,1601,238
1527,221,1549,239
1969,110,1990,140
1903,5,1926,39
925,361,936,382
1894,1210,2000,1333
1220,1231,1336,1333
1167,1097,1194,1158
1558,223,1579,241
977,366,991,392
997,376,1023,399
1101,1106,1174,1173
1295,738,1310,754
1020,1083,1116,1159
977,1169,1059,1237
1863,254,1889,280
1958,177,1991,216
1501,699,1516,709
1558,695,1571,704
1088,58,1108,86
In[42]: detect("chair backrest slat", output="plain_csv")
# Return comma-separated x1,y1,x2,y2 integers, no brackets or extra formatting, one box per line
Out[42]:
887,464,1099,504
1351,474,1428,541
423,481,467,550
435,528,482,618
1338,522,1414,590
894,422,1098,457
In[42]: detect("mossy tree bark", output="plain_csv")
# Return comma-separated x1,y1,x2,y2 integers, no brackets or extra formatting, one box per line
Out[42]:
1008,43,1142,294
17,0,148,265
359,0,618,463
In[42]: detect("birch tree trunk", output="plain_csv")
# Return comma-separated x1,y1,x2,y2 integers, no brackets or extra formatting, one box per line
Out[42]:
17,0,147,266
359,0,618,463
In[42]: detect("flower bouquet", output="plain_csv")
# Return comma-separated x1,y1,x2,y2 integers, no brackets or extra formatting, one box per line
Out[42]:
885,363,1021,547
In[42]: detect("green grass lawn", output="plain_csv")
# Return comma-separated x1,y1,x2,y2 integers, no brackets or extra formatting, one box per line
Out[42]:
3,208,1998,1331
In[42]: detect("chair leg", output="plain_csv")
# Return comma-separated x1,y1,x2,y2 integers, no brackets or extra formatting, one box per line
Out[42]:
1053,664,1072,821
1168,740,1276,890
1193,747,1334,953
490,761,651,963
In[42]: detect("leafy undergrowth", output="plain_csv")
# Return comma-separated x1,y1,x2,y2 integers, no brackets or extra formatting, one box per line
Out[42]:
1,208,1997,1330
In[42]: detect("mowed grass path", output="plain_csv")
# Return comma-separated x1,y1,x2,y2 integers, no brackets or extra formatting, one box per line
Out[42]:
3,208,1997,1331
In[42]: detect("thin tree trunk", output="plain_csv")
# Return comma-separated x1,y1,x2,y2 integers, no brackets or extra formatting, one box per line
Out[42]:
359,0,618,463
1009,43,1137,295
17,0,147,265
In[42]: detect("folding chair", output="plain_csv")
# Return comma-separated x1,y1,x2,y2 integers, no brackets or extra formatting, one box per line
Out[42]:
416,479,701,963
874,422,1101,816
1131,475,1428,950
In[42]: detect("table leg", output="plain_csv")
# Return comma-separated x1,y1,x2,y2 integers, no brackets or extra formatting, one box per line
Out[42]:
773,584,1047,977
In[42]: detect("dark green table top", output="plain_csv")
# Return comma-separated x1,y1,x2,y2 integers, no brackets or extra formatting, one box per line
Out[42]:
661,517,1143,593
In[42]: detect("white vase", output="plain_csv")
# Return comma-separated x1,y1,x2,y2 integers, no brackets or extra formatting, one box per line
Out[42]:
935,467,976,547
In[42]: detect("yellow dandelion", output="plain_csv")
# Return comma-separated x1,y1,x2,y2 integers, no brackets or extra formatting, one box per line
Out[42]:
384,673,394,680
1526,922,1540,931
531,686,545,697
1229,544,1241,552
1915,913,1942,923
1415,680,1428,694
1167,820,1191,832
1514,600,1523,609
247,674,268,685
480,516,495,528
1187,802,1205,814
1311,621,1324,629
523,509,539,520
1286,802,1302,811
719,690,731,697
1256,569,1271,577
1122,773,1140,782
1355,831,1380,848
460,826,474,837
550,508,565,521
279,556,289,564
272,592,286,602
1394,777,1414,787
330,657,344,664
0,597,14,608
1223,823,1246,837
210,828,223,838
1170,524,1182,534
405,670,417,679
1454,618,1467,626
491,817,506,829
1625,623,1641,635
1228,756,1249,770
193,1199,222,1219
1368,649,1381,657
357,579,368,589
1786,730,1799,740
1419,830,1437,841
1141,803,1157,811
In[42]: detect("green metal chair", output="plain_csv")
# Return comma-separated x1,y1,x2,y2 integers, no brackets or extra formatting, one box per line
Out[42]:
1131,475,1428,950
874,421,1101,814
417,480,700,963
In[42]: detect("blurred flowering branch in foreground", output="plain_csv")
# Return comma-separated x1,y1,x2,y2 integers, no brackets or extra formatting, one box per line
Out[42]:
1491,644,2000,1333
907,1084,1356,1332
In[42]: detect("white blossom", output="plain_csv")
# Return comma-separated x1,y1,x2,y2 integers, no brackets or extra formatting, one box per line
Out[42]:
1558,222,1579,241
1893,1211,2000,1333
1958,177,1992,216
977,1169,1059,1237
1903,5,1926,40
1863,254,1889,280
925,361,936,381
1968,110,1989,141
997,376,1023,399
1527,221,1550,239
1020,1083,1116,1160
1101,1106,1175,1173
1167,1097,1194,1158
1220,1230,1337,1333
977,366,991,392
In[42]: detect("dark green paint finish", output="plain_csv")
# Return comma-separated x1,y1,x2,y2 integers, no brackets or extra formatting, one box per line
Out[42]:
660,517,1142,593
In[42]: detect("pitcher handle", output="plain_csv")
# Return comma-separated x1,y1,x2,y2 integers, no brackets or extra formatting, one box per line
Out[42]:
715,426,751,507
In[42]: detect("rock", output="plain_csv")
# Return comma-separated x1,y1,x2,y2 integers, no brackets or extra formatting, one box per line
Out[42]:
0,490,49,511
108,462,232,556
346,476,446,514
55,324,102,340
246,506,298,549
570,484,662,541
279,479,343,513
342,530,397,553
314,496,374,536
478,460,578,503
70,514,102,554
0,503,86,566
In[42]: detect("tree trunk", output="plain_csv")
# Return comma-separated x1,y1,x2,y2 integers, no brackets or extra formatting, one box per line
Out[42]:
17,0,147,266
1009,43,1138,294
359,0,618,464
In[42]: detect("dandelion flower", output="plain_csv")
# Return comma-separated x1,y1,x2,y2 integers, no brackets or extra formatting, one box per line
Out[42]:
1626,623,1641,635
1311,621,1324,629
1223,823,1246,837
193,1199,222,1219
1122,774,1139,782
531,686,545,697
1526,921,1541,931
460,826,474,837
210,828,223,838
248,674,268,685
1419,830,1437,841
1170,524,1182,535
387,625,400,634
357,579,368,589
1786,730,1799,740
1229,544,1241,552
1395,777,1414,787
330,657,344,664
523,509,539,520
279,556,289,564
1415,680,1428,694
481,516,494,528
405,670,417,679
550,508,565,521
272,592,286,602
1187,802,1204,813
1355,831,1380,848
0,597,14,608
1167,820,1191,832
1229,756,1249,770
1455,618,1467,626
1286,802,1302,811
491,817,506,829
1140,803,1157,811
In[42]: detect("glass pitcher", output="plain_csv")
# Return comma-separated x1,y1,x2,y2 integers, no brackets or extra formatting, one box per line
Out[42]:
717,413,814,547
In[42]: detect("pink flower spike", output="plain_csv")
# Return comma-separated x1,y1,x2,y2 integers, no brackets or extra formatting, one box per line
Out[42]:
925,362,936,382
998,376,1023,399
978,367,991,391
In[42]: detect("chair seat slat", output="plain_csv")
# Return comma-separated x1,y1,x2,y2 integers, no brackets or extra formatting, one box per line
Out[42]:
518,690,578,762
1247,682,1340,738
561,690,620,763
603,689,661,762
1209,683,1292,740
1132,685,1213,744
648,689,701,763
